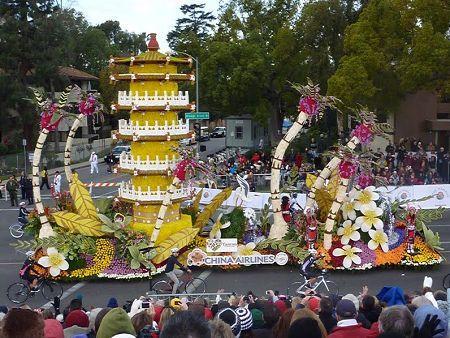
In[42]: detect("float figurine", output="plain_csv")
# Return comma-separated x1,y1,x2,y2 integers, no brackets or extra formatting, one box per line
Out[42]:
305,207,318,253
406,205,417,254
281,196,292,223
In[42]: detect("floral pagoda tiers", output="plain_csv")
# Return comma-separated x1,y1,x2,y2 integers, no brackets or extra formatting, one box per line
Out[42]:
110,33,195,243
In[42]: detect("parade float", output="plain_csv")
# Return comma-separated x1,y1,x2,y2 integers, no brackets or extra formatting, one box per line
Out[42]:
12,34,444,281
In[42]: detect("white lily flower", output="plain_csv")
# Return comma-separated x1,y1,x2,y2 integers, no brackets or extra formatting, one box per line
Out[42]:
209,213,231,239
342,200,357,220
37,247,69,277
368,229,389,252
235,242,260,256
355,204,383,232
337,220,361,245
332,244,362,269
354,186,379,210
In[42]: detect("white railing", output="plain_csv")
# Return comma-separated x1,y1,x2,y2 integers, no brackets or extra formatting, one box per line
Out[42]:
119,153,178,172
119,183,189,202
118,119,189,137
118,90,190,107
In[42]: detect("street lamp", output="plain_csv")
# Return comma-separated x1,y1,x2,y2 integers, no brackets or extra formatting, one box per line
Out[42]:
170,50,200,156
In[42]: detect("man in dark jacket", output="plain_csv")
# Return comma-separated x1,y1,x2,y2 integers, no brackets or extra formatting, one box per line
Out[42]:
6,175,19,207
164,248,191,294
25,175,33,205
19,171,27,200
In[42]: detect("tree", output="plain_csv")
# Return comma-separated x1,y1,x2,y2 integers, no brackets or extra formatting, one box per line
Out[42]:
328,0,450,115
167,3,215,53
97,20,146,56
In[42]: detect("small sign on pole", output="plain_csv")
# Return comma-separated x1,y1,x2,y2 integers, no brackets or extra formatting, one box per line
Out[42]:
28,153,34,162
185,112,210,120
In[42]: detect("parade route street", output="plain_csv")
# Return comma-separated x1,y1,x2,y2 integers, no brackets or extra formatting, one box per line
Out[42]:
0,161,449,310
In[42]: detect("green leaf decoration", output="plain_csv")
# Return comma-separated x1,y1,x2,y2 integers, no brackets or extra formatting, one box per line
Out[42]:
130,259,140,270
52,211,106,237
194,188,232,229
423,225,444,251
10,239,38,251
98,213,114,228
94,198,113,214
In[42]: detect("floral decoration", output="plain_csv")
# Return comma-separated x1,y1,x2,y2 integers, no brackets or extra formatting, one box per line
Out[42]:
342,200,357,220
70,239,114,278
338,160,358,179
401,237,443,267
355,204,383,232
354,186,379,210
337,220,361,245
351,123,374,145
37,247,69,277
332,244,362,269
298,96,319,116
352,240,375,266
375,243,406,266
368,229,389,252
78,94,97,116
388,228,405,250
40,103,62,131
244,208,256,220
357,172,373,189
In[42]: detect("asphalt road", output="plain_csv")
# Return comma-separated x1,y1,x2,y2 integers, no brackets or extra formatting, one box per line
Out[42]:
0,153,449,310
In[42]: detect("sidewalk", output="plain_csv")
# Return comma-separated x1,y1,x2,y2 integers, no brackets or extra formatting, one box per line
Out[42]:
0,159,96,200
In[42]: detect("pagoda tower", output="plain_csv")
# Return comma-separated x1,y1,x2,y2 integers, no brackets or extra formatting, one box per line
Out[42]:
110,33,195,243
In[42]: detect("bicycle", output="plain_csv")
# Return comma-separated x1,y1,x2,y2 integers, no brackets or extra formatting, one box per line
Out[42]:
443,273,450,290
7,278,63,304
289,270,339,296
9,218,27,239
150,272,206,294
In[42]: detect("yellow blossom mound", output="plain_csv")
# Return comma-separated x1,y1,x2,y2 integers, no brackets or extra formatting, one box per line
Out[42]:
70,239,115,278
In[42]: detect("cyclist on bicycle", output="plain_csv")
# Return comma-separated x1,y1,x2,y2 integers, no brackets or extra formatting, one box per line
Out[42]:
18,201,30,225
300,251,324,289
19,251,42,291
165,248,191,294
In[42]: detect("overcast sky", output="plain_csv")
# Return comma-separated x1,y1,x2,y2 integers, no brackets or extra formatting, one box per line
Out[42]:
69,0,221,52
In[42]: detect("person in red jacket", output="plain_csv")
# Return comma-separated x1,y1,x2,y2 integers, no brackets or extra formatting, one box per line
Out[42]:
328,299,371,338
281,196,292,223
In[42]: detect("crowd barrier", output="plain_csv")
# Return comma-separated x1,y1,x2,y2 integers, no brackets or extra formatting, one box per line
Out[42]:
193,184,450,210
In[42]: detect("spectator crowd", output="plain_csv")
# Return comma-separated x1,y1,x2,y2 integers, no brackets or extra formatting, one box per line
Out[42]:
0,276,448,338
205,137,450,191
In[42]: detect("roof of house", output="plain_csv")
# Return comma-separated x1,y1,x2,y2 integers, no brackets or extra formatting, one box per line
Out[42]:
58,66,98,81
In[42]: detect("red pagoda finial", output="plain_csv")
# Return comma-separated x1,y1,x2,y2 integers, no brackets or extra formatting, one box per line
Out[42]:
147,33,159,51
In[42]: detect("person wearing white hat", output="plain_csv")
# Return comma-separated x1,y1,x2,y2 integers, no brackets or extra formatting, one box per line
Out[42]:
164,248,191,294
90,151,98,174
18,201,30,225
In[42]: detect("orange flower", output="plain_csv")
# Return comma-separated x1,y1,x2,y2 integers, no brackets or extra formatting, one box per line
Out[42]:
375,243,406,266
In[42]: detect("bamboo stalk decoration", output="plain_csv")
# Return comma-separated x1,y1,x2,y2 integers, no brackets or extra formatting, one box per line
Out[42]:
32,129,55,239
269,112,309,239
305,136,360,210
323,177,350,249
148,177,181,248
29,85,73,239
64,113,85,183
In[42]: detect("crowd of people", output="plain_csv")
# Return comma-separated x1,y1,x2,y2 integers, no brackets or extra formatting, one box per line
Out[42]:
376,140,449,185
0,276,448,338
205,137,450,190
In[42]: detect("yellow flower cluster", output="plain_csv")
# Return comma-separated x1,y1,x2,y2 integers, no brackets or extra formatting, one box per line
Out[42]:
191,235,208,250
402,237,443,266
70,239,114,278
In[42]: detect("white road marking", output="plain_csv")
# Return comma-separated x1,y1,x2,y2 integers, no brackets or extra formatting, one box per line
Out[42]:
40,281,87,309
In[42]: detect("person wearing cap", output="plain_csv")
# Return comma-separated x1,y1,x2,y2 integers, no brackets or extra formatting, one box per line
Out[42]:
328,299,371,338
18,201,30,225
164,248,191,294
90,151,99,174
